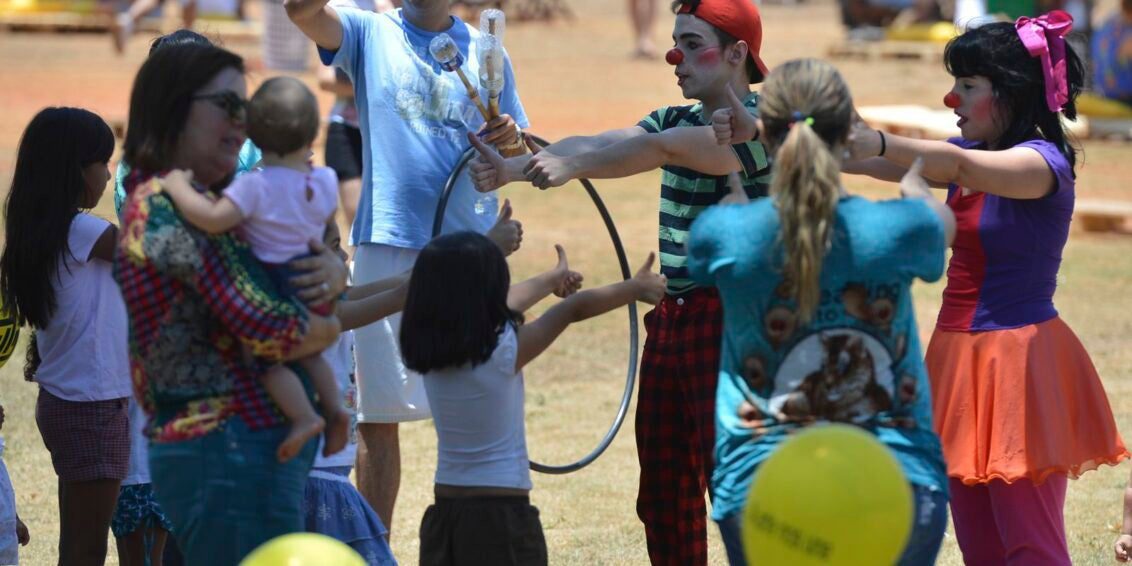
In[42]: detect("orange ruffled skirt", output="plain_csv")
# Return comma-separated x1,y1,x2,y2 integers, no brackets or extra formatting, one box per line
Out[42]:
926,316,1129,486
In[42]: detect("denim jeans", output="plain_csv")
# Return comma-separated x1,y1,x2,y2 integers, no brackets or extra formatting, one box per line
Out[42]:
717,483,949,566
149,417,316,566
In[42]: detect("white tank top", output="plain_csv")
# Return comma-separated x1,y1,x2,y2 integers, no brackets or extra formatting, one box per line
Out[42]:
423,324,531,490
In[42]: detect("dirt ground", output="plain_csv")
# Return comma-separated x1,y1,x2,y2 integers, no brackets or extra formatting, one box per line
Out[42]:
0,0,1131,564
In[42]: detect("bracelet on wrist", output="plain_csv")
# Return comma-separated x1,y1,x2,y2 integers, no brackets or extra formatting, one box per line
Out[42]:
877,130,887,157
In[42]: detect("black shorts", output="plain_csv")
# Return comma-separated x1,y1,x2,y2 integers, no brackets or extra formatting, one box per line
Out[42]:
419,495,548,566
324,121,363,182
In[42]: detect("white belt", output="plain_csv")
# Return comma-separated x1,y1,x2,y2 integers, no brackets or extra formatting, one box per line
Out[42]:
308,469,351,484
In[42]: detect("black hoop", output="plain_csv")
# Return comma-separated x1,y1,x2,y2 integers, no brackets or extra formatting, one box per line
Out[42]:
431,134,639,475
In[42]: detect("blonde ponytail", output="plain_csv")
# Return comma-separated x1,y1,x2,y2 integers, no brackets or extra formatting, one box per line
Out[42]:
770,122,841,322
758,59,854,323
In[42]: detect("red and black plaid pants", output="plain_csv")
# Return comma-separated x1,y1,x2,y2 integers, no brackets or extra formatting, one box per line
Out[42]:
635,288,722,566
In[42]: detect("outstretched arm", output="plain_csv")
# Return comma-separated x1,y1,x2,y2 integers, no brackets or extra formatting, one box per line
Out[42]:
522,126,742,189
467,126,647,192
848,123,1056,200
514,253,664,371
161,170,243,234
338,284,408,331
900,158,956,246
507,245,583,313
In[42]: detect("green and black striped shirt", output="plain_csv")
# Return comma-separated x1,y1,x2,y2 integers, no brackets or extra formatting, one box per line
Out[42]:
637,92,772,295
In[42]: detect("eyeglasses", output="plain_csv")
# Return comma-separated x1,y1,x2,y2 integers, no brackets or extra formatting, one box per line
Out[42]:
192,90,247,122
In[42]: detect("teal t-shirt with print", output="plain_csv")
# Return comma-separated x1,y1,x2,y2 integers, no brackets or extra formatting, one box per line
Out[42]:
687,196,949,521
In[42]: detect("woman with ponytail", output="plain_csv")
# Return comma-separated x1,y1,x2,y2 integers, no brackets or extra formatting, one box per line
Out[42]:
687,58,956,565
845,13,1128,564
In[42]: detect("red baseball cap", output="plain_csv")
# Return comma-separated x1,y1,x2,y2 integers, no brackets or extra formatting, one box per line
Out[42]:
677,0,768,83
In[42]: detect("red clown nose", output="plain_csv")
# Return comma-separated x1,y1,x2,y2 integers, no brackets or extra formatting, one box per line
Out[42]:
665,48,684,65
943,92,961,109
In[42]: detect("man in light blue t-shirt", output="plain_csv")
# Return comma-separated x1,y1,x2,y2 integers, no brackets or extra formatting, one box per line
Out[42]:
285,0,530,533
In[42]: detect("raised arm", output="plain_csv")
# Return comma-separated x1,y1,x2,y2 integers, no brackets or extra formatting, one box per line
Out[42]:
161,170,244,234
285,0,342,51
514,253,664,371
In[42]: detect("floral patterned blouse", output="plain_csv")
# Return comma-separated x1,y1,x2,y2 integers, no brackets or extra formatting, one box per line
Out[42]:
114,172,310,442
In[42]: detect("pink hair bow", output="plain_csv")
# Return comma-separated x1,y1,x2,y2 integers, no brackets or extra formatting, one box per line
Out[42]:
1015,10,1073,113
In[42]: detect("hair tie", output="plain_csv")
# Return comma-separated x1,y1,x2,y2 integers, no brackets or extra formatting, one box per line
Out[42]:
788,111,814,129
1015,10,1073,113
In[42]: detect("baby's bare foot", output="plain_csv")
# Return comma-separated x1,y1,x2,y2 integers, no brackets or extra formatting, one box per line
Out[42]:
277,416,325,462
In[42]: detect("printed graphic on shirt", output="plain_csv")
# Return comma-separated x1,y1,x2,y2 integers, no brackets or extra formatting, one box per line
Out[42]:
736,280,916,433
388,46,481,144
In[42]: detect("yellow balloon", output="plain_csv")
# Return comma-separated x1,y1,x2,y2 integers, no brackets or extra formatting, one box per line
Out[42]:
0,297,19,370
742,424,913,565
240,533,366,566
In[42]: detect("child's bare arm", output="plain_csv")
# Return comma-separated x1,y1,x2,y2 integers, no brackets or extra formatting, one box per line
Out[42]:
338,284,408,331
1117,470,1132,562
514,253,664,372
508,245,583,314
161,170,244,234
346,270,412,301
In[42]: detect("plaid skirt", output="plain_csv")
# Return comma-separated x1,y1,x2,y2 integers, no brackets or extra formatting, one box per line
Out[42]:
36,388,130,482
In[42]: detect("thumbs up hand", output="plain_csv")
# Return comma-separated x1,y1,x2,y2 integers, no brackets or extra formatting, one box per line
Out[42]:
710,88,759,145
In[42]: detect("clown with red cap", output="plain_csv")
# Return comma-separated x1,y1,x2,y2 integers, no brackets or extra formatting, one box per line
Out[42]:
466,1,771,563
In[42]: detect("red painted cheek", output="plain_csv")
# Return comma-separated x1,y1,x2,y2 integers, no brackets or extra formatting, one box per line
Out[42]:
971,95,996,123
943,92,960,108
695,47,722,67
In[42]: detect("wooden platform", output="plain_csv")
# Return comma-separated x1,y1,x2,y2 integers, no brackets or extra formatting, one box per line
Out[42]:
1,10,122,31
828,39,945,61
857,105,1090,140
0,10,259,42
1075,199,1132,233
1086,118,1132,141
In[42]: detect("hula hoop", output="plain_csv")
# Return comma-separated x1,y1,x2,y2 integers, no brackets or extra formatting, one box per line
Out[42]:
430,134,639,475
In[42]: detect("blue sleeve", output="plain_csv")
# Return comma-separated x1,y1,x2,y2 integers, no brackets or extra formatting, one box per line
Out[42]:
499,53,529,129
236,141,262,175
318,8,371,82
687,205,738,286
114,160,130,221
881,199,947,283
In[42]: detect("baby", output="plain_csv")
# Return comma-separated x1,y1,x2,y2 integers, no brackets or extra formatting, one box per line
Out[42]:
163,77,348,462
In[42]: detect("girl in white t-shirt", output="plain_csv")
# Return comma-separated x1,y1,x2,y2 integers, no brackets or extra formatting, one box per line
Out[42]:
399,232,665,565
162,76,350,463
0,107,129,564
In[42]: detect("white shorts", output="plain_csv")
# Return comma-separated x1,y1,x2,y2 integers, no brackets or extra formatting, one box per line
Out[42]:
352,244,430,423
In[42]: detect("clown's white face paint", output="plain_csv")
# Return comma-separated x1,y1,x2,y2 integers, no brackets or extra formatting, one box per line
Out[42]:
670,14,740,102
